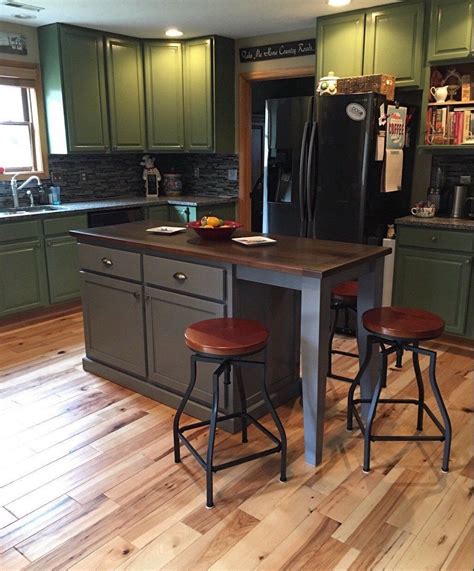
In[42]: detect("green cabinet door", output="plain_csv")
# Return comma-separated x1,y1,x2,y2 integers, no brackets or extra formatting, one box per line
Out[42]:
60,26,110,152
316,13,365,78
106,36,146,151
45,236,81,304
428,0,473,61
364,3,424,87
183,39,213,152
147,204,169,220
0,239,48,317
393,247,472,335
197,203,236,222
144,42,185,151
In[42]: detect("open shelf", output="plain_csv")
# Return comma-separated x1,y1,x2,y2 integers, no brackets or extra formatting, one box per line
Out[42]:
418,144,474,153
428,100,474,106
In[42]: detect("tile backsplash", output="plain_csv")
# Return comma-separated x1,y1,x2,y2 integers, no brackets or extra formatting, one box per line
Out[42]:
430,155,474,188
0,153,239,207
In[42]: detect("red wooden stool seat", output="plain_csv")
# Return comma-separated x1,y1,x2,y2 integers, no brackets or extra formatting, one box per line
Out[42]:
331,280,358,304
363,307,445,341
185,318,269,357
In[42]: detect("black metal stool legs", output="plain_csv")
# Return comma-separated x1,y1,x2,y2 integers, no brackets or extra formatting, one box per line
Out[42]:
329,303,359,383
235,365,248,443
363,350,386,472
173,354,198,463
412,344,425,431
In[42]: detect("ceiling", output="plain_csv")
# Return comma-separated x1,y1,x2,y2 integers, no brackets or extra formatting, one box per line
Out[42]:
0,0,400,39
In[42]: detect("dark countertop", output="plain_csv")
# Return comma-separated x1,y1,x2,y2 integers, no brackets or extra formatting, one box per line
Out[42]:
0,195,237,223
395,215,474,232
71,220,389,279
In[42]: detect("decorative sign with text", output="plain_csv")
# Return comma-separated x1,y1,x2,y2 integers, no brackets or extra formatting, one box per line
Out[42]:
239,39,315,63
0,31,27,56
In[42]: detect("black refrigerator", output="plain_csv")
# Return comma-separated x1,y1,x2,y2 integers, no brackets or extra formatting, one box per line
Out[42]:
262,92,412,244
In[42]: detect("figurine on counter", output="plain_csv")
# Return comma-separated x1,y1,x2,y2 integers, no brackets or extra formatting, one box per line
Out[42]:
141,154,161,199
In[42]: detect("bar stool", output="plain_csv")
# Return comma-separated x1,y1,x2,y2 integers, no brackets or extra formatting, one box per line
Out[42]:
347,306,452,473
173,318,287,508
328,281,359,383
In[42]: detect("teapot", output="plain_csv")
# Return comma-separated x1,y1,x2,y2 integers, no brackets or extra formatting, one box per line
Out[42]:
430,86,448,102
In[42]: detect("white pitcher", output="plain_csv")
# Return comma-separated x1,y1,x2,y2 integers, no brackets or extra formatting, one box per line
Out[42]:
430,86,448,102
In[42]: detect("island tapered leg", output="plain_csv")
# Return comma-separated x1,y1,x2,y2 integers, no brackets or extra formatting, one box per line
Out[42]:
300,276,332,466
357,258,384,413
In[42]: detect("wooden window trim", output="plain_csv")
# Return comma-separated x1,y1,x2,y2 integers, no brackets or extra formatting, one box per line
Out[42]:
0,60,49,181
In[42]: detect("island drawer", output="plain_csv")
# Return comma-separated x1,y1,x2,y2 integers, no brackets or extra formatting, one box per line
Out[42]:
397,226,474,253
78,244,141,281
144,255,225,301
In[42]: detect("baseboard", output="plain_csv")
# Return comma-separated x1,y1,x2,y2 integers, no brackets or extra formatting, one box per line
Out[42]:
0,300,82,332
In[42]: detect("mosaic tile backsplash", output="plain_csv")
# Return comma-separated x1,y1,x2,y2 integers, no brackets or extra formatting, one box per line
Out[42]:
430,155,474,189
0,153,239,207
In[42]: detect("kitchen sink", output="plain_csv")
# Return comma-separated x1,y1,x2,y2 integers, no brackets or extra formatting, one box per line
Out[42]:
0,205,65,217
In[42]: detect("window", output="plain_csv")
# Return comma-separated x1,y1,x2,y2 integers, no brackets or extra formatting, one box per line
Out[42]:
0,62,48,179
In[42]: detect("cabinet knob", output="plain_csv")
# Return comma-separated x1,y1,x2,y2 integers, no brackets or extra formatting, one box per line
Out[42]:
46,240,52,247
101,257,113,267
431,236,437,242
133,291,141,300
173,272,187,282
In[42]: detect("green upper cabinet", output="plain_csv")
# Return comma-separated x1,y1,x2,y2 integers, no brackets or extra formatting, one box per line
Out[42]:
427,0,473,61
105,36,146,151
364,3,424,87
316,13,365,78
39,24,110,153
183,38,214,152
144,42,185,151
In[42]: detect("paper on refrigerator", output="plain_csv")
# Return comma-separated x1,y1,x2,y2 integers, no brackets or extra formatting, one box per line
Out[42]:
381,105,407,192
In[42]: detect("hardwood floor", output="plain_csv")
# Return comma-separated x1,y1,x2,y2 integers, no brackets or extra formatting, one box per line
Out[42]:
0,312,472,570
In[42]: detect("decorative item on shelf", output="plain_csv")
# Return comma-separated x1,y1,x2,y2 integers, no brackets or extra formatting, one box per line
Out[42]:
443,68,462,102
336,74,395,101
140,154,161,199
430,86,448,103
411,201,436,218
316,71,339,96
162,173,183,196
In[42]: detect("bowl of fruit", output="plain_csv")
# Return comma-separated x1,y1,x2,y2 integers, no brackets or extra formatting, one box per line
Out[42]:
188,216,243,240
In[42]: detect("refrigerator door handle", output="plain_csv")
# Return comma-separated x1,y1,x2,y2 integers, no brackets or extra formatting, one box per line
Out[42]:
298,121,310,235
306,121,317,233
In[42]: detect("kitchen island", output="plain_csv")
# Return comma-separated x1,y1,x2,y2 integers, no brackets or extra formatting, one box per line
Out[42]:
71,220,389,466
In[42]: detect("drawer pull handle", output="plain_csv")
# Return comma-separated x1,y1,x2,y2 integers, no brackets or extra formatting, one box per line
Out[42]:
173,272,187,282
133,292,141,300
101,257,113,267
431,236,437,242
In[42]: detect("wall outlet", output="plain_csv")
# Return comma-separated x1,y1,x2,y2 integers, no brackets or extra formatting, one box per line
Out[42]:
194,167,200,179
80,172,87,182
50,171,63,184
228,168,238,182
460,175,471,184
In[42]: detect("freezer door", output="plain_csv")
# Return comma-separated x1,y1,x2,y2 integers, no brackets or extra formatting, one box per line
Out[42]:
314,93,379,243
263,96,313,236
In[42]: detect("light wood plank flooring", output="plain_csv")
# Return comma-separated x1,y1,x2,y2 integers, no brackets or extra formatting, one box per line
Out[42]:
0,312,472,570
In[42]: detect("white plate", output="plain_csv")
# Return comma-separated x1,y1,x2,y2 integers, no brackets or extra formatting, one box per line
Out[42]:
146,226,187,234
232,236,277,247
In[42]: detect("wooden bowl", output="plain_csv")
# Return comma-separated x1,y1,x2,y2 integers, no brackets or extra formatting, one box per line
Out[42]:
187,220,243,240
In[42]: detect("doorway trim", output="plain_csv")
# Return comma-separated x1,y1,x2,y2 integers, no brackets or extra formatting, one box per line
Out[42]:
238,66,315,230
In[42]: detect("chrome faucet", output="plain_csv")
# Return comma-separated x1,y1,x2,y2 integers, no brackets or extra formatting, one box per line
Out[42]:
10,174,41,209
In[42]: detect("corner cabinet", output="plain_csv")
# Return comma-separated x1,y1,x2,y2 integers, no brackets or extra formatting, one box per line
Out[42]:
427,0,473,62
105,36,146,151
363,3,424,88
39,24,110,153
393,225,474,338
316,13,365,78
144,42,185,151
316,2,425,88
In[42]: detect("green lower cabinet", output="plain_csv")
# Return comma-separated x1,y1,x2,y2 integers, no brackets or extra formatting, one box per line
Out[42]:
45,236,82,303
197,203,236,222
168,205,195,223
427,0,473,61
147,205,170,221
394,247,472,335
0,239,48,317
363,3,424,87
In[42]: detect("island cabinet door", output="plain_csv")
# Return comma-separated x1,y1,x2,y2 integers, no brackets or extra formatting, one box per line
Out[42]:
145,286,227,408
393,248,472,335
81,272,146,377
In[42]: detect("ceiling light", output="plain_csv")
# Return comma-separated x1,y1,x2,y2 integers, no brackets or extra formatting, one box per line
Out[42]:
3,1,44,11
165,28,183,38
13,12,36,18
327,0,351,6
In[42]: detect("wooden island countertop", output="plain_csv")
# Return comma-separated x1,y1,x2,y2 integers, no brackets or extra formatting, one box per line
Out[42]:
71,220,390,278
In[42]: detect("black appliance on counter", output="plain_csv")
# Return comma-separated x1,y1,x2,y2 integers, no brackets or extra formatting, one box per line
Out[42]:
87,207,143,228
262,93,414,244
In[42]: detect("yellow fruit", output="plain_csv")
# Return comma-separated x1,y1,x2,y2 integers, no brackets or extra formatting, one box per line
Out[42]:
200,216,208,227
203,224,214,229
206,216,221,228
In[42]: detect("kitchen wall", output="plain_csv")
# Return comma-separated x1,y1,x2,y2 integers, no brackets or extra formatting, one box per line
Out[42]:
0,21,39,63
0,153,239,207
